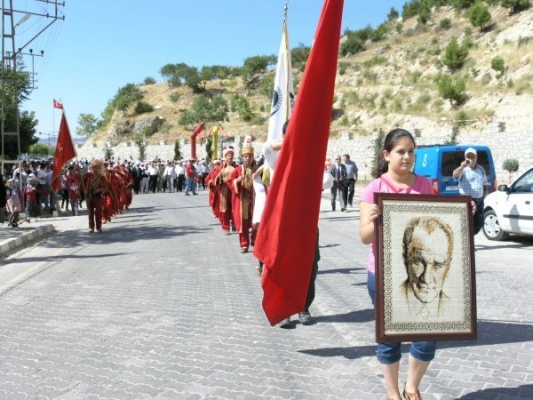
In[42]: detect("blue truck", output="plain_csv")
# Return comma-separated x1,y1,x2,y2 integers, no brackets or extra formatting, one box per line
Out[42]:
413,145,497,195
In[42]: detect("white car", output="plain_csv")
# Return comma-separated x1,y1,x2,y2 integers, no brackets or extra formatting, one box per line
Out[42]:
483,167,533,241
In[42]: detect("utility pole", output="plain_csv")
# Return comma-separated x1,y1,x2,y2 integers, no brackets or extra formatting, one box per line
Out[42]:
16,48,45,92
1,0,64,180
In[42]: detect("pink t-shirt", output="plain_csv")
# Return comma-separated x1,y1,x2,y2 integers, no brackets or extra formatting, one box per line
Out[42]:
361,174,432,274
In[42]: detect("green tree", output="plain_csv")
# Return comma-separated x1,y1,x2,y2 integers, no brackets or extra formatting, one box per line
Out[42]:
467,2,492,30
291,44,311,72
184,67,203,93
76,114,100,137
451,0,476,9
29,143,53,157
134,101,154,115
491,56,506,78
103,143,114,160
143,77,156,85
134,134,146,161
178,95,229,126
442,37,469,72
1,110,39,160
501,0,531,14
0,62,39,159
114,84,143,111
438,75,467,107
340,35,365,56
502,158,519,181
387,7,399,21
417,4,431,25
257,73,275,99
242,55,276,83
173,139,182,161
231,95,254,122
440,18,452,30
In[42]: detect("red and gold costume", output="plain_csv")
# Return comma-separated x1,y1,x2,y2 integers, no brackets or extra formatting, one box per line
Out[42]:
120,163,134,209
82,161,108,232
229,137,256,253
103,167,119,222
205,161,221,219
216,147,236,234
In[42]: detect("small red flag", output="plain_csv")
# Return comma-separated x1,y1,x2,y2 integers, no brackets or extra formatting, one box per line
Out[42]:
52,113,77,192
253,0,344,326
53,99,64,109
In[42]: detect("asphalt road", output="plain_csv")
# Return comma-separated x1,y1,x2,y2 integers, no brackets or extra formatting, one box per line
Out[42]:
0,189,531,399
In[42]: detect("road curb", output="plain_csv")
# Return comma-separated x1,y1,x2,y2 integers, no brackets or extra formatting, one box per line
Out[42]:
0,224,56,256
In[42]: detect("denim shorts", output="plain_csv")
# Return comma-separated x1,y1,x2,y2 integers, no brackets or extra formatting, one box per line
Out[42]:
367,271,437,364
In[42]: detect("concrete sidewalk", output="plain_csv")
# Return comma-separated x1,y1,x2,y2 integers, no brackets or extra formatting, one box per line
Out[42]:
0,211,86,256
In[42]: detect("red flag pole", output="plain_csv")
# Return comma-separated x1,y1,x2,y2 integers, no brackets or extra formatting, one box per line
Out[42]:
51,109,78,193
254,0,344,326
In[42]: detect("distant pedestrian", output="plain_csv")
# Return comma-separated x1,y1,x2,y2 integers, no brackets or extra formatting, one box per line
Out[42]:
329,155,347,211
453,147,488,235
5,179,22,227
342,154,358,208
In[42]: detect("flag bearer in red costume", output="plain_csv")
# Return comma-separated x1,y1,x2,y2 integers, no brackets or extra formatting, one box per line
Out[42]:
216,146,236,234
205,159,221,219
229,136,256,253
82,160,108,233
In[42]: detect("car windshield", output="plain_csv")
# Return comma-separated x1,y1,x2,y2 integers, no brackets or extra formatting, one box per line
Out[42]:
512,169,533,193
441,150,491,176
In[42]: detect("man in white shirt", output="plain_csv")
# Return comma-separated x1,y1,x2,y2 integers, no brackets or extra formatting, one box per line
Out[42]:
163,162,176,192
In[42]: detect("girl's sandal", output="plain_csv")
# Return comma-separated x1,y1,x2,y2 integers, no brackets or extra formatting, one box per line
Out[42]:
403,385,422,400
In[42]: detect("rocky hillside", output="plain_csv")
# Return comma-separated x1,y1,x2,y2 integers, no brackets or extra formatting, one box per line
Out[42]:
88,5,533,148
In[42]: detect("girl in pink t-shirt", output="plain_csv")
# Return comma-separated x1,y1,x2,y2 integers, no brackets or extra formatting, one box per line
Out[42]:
359,128,433,400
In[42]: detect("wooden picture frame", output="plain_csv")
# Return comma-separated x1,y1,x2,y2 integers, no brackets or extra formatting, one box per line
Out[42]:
374,193,477,342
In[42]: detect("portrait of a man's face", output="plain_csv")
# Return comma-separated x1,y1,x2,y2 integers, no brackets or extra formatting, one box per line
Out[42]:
403,217,454,304
374,193,477,342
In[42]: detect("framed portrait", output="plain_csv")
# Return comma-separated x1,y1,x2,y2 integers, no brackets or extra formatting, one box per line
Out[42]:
374,193,477,343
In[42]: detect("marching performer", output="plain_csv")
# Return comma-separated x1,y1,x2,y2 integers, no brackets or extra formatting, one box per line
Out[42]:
229,136,256,253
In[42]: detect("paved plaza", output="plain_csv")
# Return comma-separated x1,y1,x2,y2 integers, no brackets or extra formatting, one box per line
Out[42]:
0,189,531,399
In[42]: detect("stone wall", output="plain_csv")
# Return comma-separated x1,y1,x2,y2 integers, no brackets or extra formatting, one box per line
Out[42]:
77,128,533,185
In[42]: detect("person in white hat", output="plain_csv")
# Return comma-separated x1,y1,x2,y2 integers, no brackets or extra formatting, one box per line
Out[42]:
228,136,256,253
452,147,489,235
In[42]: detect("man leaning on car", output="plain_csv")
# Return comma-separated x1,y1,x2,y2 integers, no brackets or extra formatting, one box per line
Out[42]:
453,147,490,235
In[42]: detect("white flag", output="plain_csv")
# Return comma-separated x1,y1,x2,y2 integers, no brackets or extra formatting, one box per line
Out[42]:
267,20,294,143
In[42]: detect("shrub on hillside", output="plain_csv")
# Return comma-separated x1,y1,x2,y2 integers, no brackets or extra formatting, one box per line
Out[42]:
438,74,467,107
491,56,506,77
443,37,469,72
134,101,154,115
440,18,452,30
501,0,531,15
169,92,181,103
467,2,492,30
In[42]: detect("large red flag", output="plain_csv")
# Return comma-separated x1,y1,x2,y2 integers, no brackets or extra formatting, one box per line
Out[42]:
253,0,344,326
52,112,77,192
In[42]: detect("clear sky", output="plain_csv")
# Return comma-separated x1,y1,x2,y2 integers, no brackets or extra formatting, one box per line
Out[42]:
15,0,406,141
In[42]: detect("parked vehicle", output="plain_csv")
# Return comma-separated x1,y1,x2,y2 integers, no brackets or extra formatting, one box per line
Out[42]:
482,167,533,241
413,145,497,195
